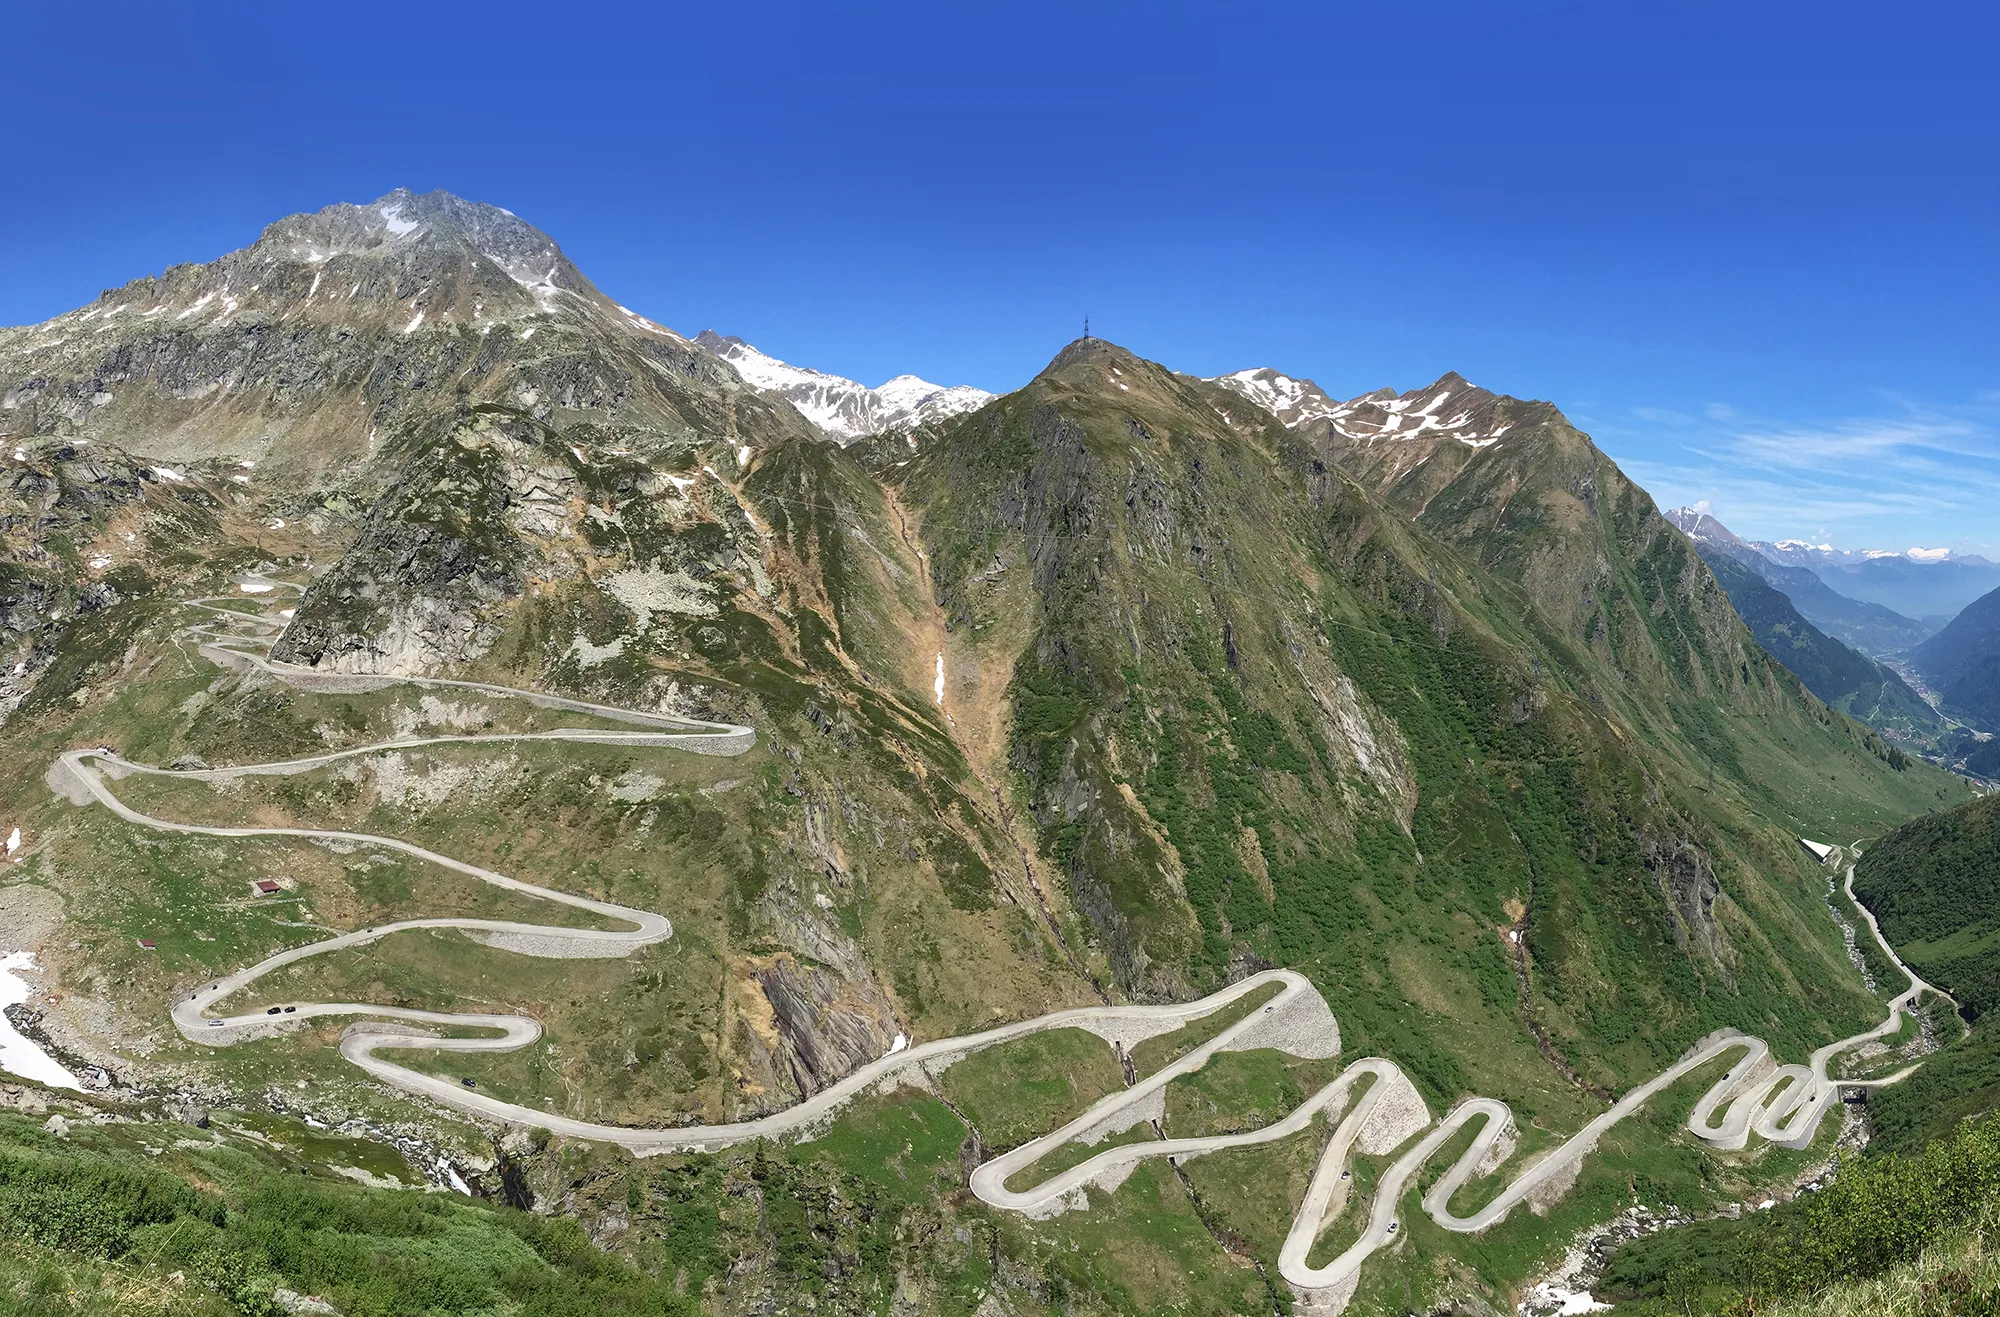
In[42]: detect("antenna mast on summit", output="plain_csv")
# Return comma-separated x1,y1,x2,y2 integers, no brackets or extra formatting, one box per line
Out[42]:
1083,315,1090,341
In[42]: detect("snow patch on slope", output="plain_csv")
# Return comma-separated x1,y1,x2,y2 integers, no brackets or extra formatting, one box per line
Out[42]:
378,203,421,237
1208,368,1342,427
1218,369,1517,451
0,953,83,1091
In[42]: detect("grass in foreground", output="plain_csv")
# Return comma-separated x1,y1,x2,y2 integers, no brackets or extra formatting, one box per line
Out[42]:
0,1240,233,1316
1761,1217,2000,1316
0,1111,695,1317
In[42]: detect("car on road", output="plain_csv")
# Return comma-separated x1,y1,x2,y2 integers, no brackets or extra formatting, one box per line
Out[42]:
207,1020,224,1028
282,1005,296,1013
265,1006,281,1015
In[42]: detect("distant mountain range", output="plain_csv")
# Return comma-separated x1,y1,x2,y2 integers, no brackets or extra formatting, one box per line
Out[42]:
1735,533,1998,624
1755,539,1994,571
692,330,991,443
1665,509,1937,655
1695,550,1940,740
1659,510,1939,739
1666,506,2000,742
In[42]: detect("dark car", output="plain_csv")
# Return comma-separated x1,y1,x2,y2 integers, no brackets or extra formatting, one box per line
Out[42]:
265,1006,281,1015
461,1077,478,1089
282,1005,296,1014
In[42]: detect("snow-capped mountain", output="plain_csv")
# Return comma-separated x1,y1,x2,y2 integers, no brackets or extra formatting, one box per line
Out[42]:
1662,507,1753,553
0,188,737,474
694,331,992,443
1211,368,1518,450
1746,538,1991,570
1662,508,2000,624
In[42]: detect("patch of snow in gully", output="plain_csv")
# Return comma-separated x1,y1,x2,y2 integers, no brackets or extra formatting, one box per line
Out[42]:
0,953,83,1091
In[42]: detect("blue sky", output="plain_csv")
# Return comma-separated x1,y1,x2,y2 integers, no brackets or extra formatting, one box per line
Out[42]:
4,1,1997,552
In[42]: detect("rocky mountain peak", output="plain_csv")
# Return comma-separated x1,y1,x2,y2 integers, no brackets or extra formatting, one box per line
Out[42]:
1040,335,1125,372
1207,366,1342,426
693,330,746,353
1318,372,1516,452
1210,368,1520,450
1664,506,1751,550
251,188,596,301
0,188,751,472
1034,337,1170,397
10,187,633,353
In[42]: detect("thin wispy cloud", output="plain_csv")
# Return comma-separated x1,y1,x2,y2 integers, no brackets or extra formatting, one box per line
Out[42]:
1601,396,2000,553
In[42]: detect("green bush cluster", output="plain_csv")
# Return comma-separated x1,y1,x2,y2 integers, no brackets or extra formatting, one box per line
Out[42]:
1601,1112,2000,1312
1869,1018,2000,1158
0,1133,694,1317
1765,1111,2000,1292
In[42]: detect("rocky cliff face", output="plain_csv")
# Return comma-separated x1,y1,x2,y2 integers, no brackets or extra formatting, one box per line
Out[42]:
0,189,812,478
0,439,231,715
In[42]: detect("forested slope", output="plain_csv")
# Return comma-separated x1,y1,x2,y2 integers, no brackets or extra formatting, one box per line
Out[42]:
1855,792,2000,1020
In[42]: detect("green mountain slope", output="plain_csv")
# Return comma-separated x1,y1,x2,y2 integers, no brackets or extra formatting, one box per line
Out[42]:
1913,583,2000,731
1597,1112,2000,1314
1854,792,2000,1020
897,342,1964,1106
0,1106,696,1317
0,193,1095,1135
1602,792,2000,1315
1867,1018,2000,1156
1696,545,1940,741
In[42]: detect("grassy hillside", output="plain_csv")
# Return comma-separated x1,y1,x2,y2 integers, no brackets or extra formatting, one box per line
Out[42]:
1869,1019,2000,1158
1603,790,2000,1314
899,340,1966,1108
0,335,1981,1317
1759,1228,1999,1317
1913,583,2000,732
0,1107,694,1317
1599,1112,2000,1314
1854,793,2000,1020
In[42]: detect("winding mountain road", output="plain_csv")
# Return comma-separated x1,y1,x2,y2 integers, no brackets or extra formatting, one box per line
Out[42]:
52,586,1941,1302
